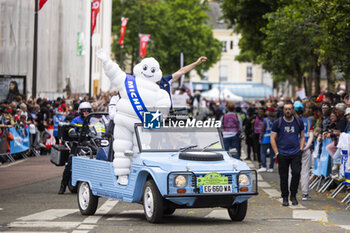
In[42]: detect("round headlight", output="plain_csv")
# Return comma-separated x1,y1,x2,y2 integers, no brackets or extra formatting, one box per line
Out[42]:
174,175,187,187
239,174,250,186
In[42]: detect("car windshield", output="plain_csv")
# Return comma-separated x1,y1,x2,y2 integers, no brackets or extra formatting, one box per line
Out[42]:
136,125,224,152
88,116,107,138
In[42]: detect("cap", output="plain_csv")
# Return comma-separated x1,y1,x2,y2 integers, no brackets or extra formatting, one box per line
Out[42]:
57,107,63,112
61,103,67,108
267,107,275,112
294,101,304,111
345,108,350,116
316,96,323,102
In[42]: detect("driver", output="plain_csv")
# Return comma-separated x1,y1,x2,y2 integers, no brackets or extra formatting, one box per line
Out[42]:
58,102,92,194
68,102,92,138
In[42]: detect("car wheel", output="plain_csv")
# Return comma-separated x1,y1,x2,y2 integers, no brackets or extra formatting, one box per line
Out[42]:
227,200,248,221
77,182,98,215
143,180,164,223
68,177,77,193
163,208,176,215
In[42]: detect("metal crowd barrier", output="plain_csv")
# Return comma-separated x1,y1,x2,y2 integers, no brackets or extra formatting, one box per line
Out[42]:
309,135,350,209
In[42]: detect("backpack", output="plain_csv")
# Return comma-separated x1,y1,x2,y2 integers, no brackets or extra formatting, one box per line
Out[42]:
276,116,303,136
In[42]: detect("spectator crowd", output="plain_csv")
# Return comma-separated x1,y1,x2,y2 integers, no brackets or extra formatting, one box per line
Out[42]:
0,87,349,205
0,92,116,164
1,89,350,182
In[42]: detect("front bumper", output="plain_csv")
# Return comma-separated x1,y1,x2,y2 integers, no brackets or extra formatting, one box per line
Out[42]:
165,170,258,197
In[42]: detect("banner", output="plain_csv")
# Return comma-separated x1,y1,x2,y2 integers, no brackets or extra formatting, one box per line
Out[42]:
9,127,30,154
77,32,86,56
296,88,307,100
91,0,101,35
139,34,151,57
312,138,332,177
119,18,129,46
39,0,48,11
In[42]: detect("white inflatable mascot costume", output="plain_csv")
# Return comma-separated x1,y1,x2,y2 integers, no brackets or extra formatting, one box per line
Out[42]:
96,49,171,185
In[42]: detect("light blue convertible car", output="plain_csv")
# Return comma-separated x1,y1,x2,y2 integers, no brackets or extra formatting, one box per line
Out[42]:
72,124,258,223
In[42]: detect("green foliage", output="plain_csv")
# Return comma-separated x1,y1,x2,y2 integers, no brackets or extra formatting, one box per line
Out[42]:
111,0,222,77
221,0,350,87
313,0,350,75
259,0,325,84
221,0,290,63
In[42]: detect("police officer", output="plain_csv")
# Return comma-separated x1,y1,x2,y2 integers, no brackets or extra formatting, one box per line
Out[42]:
58,102,92,194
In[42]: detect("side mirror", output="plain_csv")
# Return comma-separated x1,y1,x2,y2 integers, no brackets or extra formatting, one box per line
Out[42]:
228,148,237,157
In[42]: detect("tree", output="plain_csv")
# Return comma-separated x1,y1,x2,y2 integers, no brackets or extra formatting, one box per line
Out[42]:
259,0,326,95
313,0,350,92
221,0,350,94
111,0,222,78
220,0,291,63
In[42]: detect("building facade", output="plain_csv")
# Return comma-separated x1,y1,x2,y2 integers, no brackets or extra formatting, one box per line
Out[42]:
0,0,111,100
190,2,273,100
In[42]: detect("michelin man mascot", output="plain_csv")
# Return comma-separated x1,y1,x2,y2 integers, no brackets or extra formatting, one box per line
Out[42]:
96,49,171,185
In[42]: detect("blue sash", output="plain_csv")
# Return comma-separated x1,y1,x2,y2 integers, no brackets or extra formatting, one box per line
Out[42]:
125,74,148,122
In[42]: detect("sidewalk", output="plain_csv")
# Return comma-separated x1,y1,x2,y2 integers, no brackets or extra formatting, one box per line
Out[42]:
0,156,63,190
244,157,350,229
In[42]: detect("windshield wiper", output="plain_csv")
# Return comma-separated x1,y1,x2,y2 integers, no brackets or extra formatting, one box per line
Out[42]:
201,141,219,151
179,145,198,152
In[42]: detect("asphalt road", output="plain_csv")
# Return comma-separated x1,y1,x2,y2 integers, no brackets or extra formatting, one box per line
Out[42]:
0,156,349,233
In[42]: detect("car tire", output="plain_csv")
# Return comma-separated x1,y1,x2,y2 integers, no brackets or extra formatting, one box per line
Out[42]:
68,177,77,193
77,182,98,215
227,200,248,221
163,208,176,215
143,180,164,223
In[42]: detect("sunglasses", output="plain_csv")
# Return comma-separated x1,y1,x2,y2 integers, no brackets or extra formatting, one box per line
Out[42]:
81,110,90,113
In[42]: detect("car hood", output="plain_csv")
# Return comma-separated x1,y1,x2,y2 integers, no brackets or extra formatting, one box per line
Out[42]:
133,152,250,172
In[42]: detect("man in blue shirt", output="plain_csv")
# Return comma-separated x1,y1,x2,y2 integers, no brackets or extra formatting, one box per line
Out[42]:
271,100,305,206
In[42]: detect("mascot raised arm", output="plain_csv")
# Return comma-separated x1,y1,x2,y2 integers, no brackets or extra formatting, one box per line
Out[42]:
96,49,171,185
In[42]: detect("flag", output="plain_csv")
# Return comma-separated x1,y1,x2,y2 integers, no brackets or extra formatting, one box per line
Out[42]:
180,52,184,87
77,32,86,56
39,0,48,11
91,0,101,35
139,34,151,57
119,18,129,46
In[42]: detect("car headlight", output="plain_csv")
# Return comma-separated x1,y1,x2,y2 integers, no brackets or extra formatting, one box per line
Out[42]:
239,174,250,186
174,175,187,187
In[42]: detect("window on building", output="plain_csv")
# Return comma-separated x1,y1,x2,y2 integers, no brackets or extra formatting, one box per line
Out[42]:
230,41,233,50
246,66,253,82
219,65,228,82
222,41,227,52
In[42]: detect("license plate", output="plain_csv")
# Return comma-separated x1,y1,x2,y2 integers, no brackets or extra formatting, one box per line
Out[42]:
200,185,233,193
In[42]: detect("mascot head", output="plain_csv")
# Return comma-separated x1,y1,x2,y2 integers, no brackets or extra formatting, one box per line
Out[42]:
133,57,162,82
